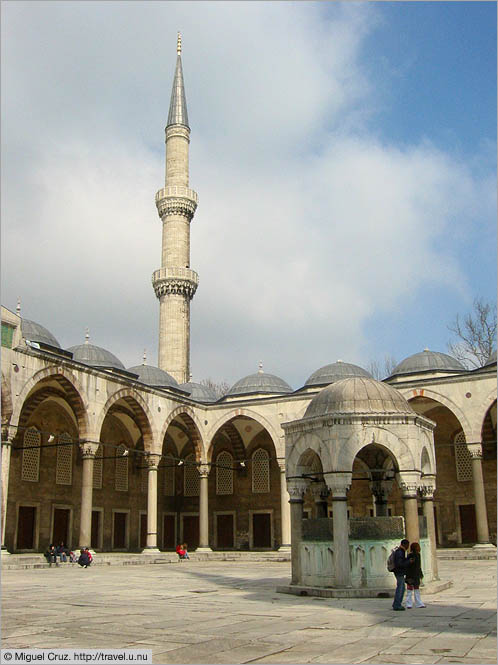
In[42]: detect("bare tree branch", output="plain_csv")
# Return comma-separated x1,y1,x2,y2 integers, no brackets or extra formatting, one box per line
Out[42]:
200,377,230,399
447,298,497,368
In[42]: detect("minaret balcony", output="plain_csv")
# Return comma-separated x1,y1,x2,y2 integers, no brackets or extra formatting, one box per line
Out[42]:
152,267,199,300
156,186,198,220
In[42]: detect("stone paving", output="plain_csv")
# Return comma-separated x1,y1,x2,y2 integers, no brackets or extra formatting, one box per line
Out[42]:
1,559,496,664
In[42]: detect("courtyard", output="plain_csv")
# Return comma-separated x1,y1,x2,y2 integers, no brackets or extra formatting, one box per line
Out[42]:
1,559,496,664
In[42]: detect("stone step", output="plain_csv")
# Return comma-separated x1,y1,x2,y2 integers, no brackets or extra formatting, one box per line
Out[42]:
437,547,496,560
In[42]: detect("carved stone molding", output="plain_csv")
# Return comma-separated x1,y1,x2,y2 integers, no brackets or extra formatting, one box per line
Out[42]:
153,278,198,300
165,125,190,142
156,196,197,220
198,463,210,478
311,483,330,502
399,483,419,498
325,473,352,497
144,453,161,471
287,478,308,500
467,444,483,460
419,485,435,500
369,479,394,501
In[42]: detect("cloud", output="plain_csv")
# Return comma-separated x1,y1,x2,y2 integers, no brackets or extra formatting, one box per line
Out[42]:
1,2,495,390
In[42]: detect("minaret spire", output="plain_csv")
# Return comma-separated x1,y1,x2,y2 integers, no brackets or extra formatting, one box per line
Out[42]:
152,35,199,383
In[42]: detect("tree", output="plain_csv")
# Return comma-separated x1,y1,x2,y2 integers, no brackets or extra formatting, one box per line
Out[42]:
367,355,398,381
200,377,230,399
447,298,497,369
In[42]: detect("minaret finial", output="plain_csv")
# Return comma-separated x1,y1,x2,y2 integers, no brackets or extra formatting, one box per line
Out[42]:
177,32,182,55
258,361,264,374
16,298,21,316
85,328,90,344
143,349,147,365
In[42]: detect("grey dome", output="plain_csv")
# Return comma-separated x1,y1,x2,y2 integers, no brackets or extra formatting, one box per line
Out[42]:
305,377,414,419
391,350,465,377
180,382,218,403
68,343,125,370
305,361,372,387
21,319,61,348
226,371,293,397
128,364,178,389
484,350,497,366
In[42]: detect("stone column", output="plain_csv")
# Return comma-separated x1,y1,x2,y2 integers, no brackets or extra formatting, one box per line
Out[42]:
369,479,393,517
197,464,212,551
79,442,99,549
288,478,308,585
397,472,421,543
278,461,291,551
143,454,161,553
1,429,14,555
419,479,438,580
327,474,352,588
468,444,493,547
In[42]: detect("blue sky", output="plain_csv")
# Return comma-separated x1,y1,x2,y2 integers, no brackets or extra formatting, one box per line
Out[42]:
1,1,496,388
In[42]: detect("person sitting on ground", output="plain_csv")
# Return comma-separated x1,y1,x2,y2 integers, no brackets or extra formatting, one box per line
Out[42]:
55,541,68,563
181,543,190,559
77,547,92,568
69,550,77,563
45,543,58,566
405,542,426,609
176,543,188,560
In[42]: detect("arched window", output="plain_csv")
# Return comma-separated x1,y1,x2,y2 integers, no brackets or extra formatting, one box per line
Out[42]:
115,443,129,491
93,445,103,489
56,432,73,485
216,451,233,495
184,453,200,496
163,455,175,496
252,448,270,493
22,427,40,482
454,431,472,482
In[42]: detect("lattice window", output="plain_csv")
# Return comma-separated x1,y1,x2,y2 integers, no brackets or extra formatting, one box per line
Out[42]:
22,427,41,482
141,467,148,494
252,448,270,493
115,444,129,492
93,445,103,489
216,451,233,495
56,432,73,485
184,453,200,497
455,431,472,482
163,455,175,496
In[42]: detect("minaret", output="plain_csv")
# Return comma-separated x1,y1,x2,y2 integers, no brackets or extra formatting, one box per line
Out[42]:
152,33,198,383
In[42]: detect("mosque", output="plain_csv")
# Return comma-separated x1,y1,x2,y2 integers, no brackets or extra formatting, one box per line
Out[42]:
1,37,496,561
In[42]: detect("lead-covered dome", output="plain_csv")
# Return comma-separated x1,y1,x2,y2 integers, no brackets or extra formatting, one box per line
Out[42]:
68,343,125,370
305,360,372,388
484,350,497,366
305,377,414,418
128,364,178,389
21,319,61,348
226,370,293,397
180,382,218,403
390,349,465,377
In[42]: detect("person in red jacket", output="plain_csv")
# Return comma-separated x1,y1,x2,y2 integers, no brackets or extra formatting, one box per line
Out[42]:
176,544,188,560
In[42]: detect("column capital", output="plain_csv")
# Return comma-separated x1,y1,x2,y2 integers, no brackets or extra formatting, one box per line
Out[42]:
419,474,436,499
287,478,308,501
79,441,100,459
396,471,421,497
310,482,329,502
144,453,161,470
369,478,394,501
325,472,352,497
277,458,286,472
198,463,210,478
467,443,483,459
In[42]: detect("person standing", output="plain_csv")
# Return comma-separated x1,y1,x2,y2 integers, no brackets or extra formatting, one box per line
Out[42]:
392,539,413,611
405,542,425,608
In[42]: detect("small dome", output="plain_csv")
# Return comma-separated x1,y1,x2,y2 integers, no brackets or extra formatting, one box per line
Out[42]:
391,350,465,377
305,360,372,387
180,381,218,403
305,377,414,418
128,364,178,389
484,350,497,366
226,371,293,397
21,319,61,348
68,343,125,370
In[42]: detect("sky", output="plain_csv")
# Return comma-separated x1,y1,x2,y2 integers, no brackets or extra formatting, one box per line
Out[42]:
1,1,496,389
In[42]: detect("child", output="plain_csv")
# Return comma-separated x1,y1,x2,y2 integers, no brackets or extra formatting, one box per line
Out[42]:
405,542,425,608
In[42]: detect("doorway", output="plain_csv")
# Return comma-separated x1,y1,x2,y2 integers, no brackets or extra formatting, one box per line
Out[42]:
163,514,176,550
91,510,101,550
459,504,477,543
16,506,36,550
52,508,70,546
252,512,271,548
182,515,199,549
113,512,128,549
140,513,147,549
216,514,234,549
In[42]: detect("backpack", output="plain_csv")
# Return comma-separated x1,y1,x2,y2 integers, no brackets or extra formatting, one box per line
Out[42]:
387,547,398,572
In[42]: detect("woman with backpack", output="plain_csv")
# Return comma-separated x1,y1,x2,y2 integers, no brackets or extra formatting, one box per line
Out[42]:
405,542,425,608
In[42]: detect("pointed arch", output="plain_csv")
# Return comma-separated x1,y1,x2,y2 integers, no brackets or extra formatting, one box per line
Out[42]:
160,406,205,461
335,426,416,473
402,387,472,440
206,408,282,457
96,388,155,452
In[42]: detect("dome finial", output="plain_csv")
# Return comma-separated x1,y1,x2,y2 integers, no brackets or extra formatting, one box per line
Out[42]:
143,349,147,365
424,347,430,352
16,298,21,316
189,372,193,382
85,328,90,344
177,32,182,55
258,360,264,374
